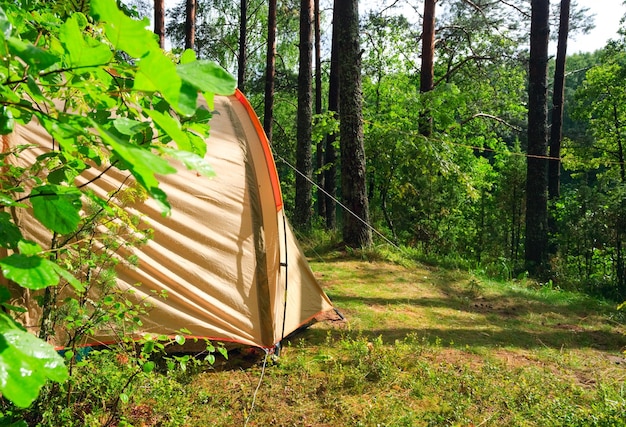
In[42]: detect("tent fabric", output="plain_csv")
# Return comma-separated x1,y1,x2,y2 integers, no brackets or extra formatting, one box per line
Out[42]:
2,90,334,349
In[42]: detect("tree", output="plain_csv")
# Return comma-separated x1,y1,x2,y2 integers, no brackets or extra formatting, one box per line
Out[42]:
238,0,247,90
294,0,314,229
324,0,339,230
549,0,570,200
263,0,277,140
154,0,165,48
336,0,372,247
525,0,551,277
548,0,571,254
185,0,196,50
419,0,436,137
314,0,325,219
0,0,235,408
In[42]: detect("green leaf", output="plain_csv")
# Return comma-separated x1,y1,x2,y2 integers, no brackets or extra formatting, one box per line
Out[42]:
0,311,68,408
90,0,156,59
218,346,228,360
51,263,85,292
119,392,129,404
142,361,155,373
206,353,215,365
176,60,236,96
160,147,214,178
0,6,12,38
0,212,22,249
180,49,196,64
59,14,112,68
0,253,59,290
6,37,59,71
30,185,82,234
134,51,196,116
174,335,185,345
97,123,176,214
113,117,150,136
143,109,190,151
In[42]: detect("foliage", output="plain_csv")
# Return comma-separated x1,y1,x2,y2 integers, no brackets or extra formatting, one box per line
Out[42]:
0,0,235,409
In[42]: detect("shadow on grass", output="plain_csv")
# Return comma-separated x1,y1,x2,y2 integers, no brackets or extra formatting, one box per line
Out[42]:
298,324,626,352
306,291,626,353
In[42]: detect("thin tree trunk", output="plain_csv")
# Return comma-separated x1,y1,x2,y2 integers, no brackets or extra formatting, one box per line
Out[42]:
263,0,277,141
419,0,436,137
154,0,165,49
337,0,372,247
324,0,339,230
548,0,570,201
548,0,570,256
314,0,326,220
525,0,551,277
294,0,314,229
238,0,247,91
184,0,196,50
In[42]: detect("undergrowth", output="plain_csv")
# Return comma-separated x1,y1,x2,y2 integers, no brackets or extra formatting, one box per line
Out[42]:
3,247,624,426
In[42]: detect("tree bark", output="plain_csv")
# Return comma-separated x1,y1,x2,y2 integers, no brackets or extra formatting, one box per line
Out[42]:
324,0,339,230
549,0,570,201
548,0,570,256
337,0,372,247
184,0,196,50
525,0,550,277
314,0,326,220
263,0,277,141
154,0,165,49
238,0,247,91
294,0,314,229
419,0,436,137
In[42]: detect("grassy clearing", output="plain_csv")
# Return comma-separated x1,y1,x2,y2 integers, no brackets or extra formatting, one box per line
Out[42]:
25,253,622,426
177,255,626,426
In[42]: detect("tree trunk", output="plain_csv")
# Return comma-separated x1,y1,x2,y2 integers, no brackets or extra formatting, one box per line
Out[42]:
263,0,277,141
314,0,326,220
184,0,196,50
548,0,570,255
525,0,550,277
548,0,570,200
337,0,372,247
154,0,165,49
419,0,436,137
294,0,314,229
324,0,339,230
238,0,247,91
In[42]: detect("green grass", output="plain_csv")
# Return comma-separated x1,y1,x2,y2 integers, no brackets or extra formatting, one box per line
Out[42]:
177,254,626,426
17,251,626,426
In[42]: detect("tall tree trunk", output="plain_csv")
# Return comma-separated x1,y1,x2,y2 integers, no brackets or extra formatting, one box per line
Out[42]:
525,0,550,277
548,0,570,254
294,0,314,229
337,0,372,247
548,0,569,201
184,0,196,50
314,0,326,220
154,0,165,49
264,0,277,141
238,0,247,91
419,0,436,137
324,0,339,230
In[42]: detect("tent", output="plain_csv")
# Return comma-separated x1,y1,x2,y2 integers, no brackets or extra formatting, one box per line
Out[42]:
3,89,335,350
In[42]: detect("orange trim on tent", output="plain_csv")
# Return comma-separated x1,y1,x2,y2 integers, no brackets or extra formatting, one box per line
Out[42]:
234,89,283,211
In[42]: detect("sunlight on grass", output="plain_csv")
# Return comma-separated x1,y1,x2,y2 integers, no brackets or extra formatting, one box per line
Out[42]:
180,252,626,426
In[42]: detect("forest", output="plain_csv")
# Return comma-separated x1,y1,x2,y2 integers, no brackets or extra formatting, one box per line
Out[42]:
160,0,625,301
0,0,625,425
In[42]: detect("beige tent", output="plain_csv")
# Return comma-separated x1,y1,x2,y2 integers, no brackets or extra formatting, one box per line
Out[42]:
3,90,335,349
